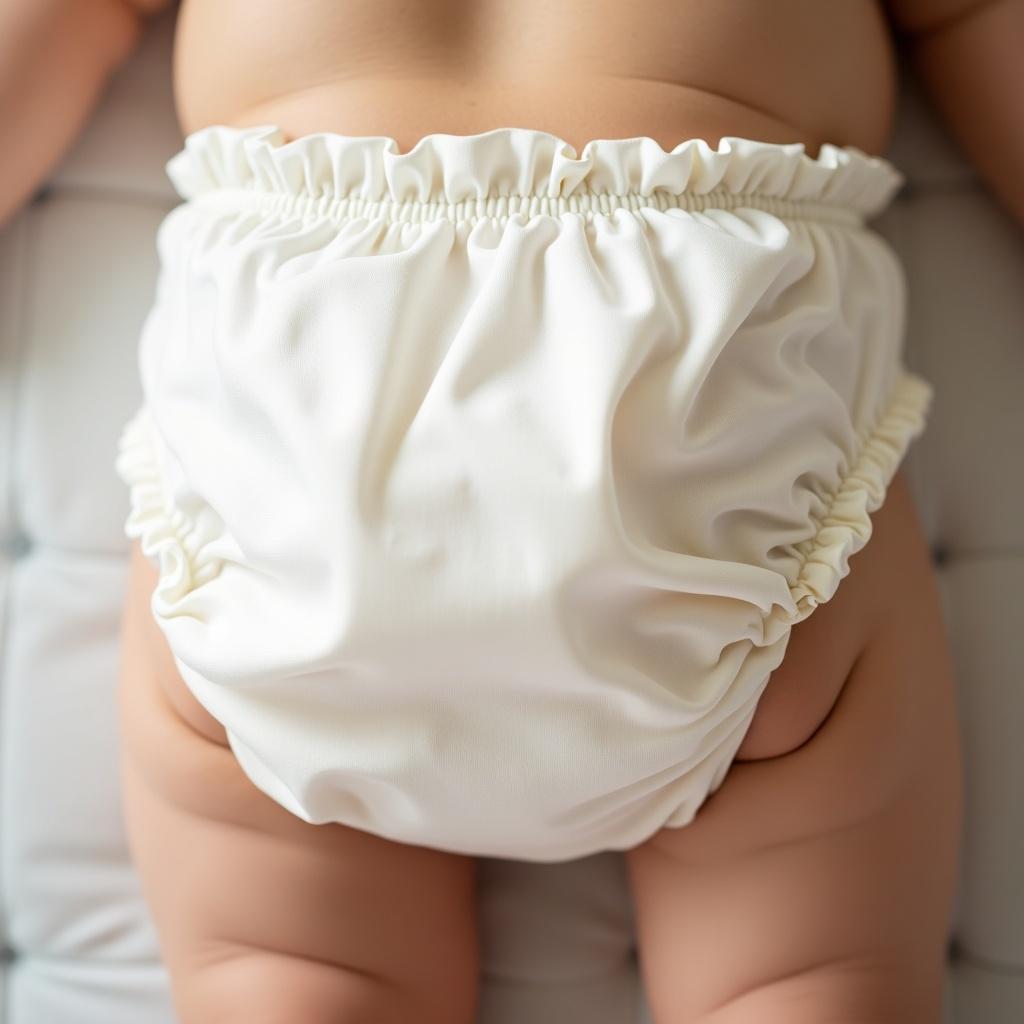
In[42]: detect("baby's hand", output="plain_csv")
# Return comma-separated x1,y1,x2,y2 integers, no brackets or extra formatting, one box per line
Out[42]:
0,0,173,230
886,0,1024,227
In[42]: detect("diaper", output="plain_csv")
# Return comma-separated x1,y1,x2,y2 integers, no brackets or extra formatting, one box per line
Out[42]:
114,124,931,862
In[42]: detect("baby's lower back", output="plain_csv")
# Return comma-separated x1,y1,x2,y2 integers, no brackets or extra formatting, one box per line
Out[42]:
172,0,899,156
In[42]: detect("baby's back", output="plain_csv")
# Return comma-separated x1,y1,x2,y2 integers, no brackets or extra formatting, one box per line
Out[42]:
174,0,899,155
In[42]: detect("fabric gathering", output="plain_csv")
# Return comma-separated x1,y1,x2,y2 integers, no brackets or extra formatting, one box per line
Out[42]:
114,123,932,862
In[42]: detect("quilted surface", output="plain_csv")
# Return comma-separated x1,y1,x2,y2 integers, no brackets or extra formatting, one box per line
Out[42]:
0,10,1021,1022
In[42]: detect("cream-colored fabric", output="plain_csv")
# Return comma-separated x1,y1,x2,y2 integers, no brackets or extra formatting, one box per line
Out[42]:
115,124,931,862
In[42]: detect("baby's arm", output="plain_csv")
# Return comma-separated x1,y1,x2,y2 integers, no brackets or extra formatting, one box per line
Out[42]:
886,0,1024,227
0,0,172,231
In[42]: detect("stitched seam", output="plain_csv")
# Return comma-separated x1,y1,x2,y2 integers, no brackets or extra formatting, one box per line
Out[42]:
191,184,866,228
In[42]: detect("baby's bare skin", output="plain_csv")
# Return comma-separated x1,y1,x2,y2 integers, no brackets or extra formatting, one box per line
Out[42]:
171,0,896,156
6,1,1021,1020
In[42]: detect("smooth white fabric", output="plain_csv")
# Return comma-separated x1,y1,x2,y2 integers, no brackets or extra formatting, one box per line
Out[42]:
114,124,932,862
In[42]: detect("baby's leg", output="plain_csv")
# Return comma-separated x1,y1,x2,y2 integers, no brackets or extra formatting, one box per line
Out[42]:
117,539,481,1024
625,469,964,1023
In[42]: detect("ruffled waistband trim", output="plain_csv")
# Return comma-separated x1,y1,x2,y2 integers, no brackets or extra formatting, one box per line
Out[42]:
165,124,905,222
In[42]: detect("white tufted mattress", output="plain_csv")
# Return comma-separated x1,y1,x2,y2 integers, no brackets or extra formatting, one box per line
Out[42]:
0,10,1021,1023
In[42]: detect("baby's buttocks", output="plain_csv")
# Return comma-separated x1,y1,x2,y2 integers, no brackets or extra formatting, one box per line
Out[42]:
115,124,931,862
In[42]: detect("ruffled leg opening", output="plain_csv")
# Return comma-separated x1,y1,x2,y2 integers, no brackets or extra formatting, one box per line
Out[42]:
764,369,934,637
114,404,224,615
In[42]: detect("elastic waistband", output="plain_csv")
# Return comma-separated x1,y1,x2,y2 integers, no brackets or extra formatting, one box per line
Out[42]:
165,124,906,227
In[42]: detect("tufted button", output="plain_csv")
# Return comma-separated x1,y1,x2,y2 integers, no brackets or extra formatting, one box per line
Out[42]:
3,531,32,560
930,543,949,567
31,185,53,205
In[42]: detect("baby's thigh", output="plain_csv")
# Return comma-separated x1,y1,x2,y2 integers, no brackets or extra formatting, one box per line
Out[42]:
118,540,480,1024
624,469,965,1022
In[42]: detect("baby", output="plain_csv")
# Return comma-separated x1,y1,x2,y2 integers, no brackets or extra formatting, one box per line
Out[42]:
7,1,1021,1021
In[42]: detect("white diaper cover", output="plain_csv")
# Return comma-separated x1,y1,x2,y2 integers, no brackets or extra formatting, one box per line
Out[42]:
114,123,932,863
